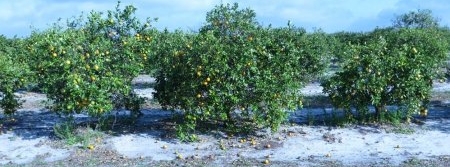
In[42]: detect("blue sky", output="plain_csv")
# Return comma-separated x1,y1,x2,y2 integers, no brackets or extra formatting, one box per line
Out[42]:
1,0,450,38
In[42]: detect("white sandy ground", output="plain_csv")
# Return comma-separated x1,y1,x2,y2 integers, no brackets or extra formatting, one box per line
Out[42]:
2,116,449,166
106,121,450,166
1,75,450,165
0,133,70,164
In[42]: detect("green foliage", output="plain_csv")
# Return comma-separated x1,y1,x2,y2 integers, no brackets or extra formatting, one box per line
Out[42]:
322,28,449,122
53,119,104,147
329,31,372,64
53,120,79,145
27,1,154,118
0,37,31,115
154,3,329,140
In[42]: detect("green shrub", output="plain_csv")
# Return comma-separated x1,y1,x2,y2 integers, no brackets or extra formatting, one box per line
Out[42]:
0,37,31,115
154,3,329,141
28,2,155,118
322,28,449,122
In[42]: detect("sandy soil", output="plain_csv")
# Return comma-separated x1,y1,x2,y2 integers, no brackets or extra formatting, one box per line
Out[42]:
1,75,450,167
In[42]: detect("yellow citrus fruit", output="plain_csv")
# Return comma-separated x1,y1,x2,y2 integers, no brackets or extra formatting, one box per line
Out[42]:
87,145,95,150
206,77,211,82
65,60,71,65
94,65,99,71
196,94,202,98
52,53,57,57
420,108,428,117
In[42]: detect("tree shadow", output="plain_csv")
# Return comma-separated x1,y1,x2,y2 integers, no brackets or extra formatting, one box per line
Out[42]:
96,109,180,143
419,106,450,133
1,110,62,140
0,108,181,143
289,105,450,134
1,101,450,143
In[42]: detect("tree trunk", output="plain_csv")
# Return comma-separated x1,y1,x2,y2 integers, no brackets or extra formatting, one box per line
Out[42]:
375,105,386,121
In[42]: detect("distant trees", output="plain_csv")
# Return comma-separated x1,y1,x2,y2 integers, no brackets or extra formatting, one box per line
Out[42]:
392,9,440,29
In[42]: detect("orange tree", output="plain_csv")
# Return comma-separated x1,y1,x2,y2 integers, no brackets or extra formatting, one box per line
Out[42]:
322,28,449,122
153,3,329,141
329,31,371,64
0,36,31,115
28,2,155,119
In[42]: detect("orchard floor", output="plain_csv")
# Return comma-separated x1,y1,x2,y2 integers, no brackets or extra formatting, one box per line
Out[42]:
1,75,450,167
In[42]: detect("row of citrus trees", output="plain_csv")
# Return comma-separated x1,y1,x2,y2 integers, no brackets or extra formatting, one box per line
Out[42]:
1,2,448,141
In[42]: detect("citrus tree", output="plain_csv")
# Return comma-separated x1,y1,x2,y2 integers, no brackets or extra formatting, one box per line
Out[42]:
329,31,371,64
322,28,449,122
28,2,155,119
154,3,329,141
0,36,31,115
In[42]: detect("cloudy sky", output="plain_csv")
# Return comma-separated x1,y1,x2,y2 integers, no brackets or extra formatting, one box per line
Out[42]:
1,0,450,38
